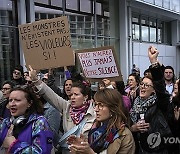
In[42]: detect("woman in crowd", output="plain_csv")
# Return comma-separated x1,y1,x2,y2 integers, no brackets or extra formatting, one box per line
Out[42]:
0,80,15,120
61,78,74,100
112,80,131,111
28,65,95,153
99,79,131,112
127,73,140,105
130,46,173,153
0,85,53,153
67,88,135,154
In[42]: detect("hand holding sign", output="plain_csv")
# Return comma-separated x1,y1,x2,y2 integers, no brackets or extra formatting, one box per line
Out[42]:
28,65,39,82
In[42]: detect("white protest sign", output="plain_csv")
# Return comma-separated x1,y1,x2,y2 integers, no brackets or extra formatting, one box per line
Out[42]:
76,46,122,81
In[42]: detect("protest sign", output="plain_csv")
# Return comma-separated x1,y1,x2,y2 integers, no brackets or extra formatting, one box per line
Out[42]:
76,46,122,81
18,16,74,70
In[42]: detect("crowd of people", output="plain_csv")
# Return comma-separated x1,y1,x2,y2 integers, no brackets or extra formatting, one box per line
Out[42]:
0,46,179,154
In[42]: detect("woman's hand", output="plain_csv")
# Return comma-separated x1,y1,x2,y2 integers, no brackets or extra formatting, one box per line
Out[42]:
174,106,180,121
28,65,39,82
67,134,94,154
148,46,159,64
131,122,149,132
69,142,94,154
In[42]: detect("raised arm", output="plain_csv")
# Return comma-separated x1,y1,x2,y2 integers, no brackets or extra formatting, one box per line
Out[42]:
148,46,170,112
28,65,69,113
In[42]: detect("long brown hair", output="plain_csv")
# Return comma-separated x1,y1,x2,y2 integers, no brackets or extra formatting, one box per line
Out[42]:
94,88,128,132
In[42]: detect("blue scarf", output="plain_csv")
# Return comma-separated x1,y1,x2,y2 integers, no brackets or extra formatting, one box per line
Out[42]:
88,121,121,153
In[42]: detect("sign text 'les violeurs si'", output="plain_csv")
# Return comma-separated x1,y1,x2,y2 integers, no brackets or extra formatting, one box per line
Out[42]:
18,16,74,70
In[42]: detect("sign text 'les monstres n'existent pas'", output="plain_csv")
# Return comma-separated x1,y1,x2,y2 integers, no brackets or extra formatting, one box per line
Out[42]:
18,16,74,70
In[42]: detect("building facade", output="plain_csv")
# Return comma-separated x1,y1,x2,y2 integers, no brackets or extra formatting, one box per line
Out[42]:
0,0,179,86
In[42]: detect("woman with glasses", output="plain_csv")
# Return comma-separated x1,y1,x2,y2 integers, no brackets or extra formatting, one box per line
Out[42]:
28,66,95,153
0,81,15,120
67,88,135,154
130,46,173,154
0,85,53,153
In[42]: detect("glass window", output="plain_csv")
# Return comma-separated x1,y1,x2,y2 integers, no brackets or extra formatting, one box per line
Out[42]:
48,14,54,19
163,0,170,9
96,2,102,15
70,15,76,21
144,0,154,4
155,0,163,7
171,0,180,12
150,27,156,42
80,0,91,13
40,13,47,19
158,28,162,43
142,26,149,41
132,24,140,40
51,0,62,7
66,0,78,10
34,0,48,4
132,17,139,23
0,0,18,85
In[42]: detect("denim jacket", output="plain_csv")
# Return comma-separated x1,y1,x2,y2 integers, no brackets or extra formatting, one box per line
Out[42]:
0,114,53,153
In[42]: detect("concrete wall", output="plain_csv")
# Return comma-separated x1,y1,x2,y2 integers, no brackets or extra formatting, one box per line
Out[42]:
132,42,179,78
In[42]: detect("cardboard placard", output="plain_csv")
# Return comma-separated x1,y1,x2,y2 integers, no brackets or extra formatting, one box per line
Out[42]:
76,46,122,82
18,16,74,70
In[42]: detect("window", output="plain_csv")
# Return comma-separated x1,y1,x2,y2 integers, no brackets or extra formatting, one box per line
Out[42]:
163,0,170,9
157,21,163,43
155,0,163,7
34,0,48,4
132,15,140,40
144,0,154,4
51,0,62,7
149,19,156,42
80,0,91,13
132,13,167,44
141,17,149,42
171,0,180,12
66,0,78,10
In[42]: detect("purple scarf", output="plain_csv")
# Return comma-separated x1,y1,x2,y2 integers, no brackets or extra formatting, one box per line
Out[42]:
70,101,90,125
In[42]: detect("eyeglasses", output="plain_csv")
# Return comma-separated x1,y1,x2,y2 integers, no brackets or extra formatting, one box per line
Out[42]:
140,82,153,88
93,102,104,110
1,88,11,91
13,71,21,75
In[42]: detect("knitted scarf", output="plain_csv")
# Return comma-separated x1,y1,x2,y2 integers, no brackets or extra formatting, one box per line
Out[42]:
70,101,90,125
130,94,157,123
88,121,124,153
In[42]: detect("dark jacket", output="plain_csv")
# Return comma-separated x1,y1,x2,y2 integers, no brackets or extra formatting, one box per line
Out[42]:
132,64,173,153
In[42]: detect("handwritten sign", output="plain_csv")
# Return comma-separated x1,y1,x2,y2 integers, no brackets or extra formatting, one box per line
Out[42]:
18,16,74,70
76,46,122,81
